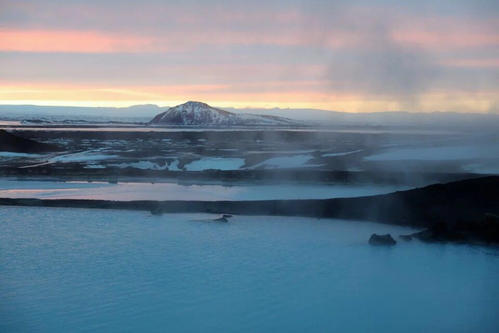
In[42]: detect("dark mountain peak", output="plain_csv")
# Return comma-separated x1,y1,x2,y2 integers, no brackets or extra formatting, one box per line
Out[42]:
183,101,210,107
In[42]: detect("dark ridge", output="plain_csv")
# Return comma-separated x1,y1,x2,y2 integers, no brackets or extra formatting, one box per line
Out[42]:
1,176,498,243
0,167,481,186
0,129,60,153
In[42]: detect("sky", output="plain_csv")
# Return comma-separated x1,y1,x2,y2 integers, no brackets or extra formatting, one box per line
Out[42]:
0,0,498,113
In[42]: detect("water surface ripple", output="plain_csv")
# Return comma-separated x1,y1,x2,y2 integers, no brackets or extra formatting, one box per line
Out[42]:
0,207,498,332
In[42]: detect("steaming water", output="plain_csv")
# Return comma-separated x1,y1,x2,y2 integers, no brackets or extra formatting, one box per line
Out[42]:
1,207,498,332
0,179,412,201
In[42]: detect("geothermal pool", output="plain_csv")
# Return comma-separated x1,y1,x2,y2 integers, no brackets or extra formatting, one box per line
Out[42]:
0,207,498,332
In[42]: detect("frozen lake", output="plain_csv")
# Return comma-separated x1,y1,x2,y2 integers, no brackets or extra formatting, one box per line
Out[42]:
0,179,412,201
0,207,497,332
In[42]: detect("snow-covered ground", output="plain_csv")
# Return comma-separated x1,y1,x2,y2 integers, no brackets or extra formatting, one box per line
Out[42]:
110,161,168,170
108,160,182,171
50,151,119,163
0,180,412,201
362,143,499,174
250,154,315,169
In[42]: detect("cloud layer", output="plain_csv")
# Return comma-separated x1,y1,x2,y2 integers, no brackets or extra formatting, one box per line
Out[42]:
0,0,497,112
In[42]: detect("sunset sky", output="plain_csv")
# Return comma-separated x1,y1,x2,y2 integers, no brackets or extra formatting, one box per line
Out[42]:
0,0,497,113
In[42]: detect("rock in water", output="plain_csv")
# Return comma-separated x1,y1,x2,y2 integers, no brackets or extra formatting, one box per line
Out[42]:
213,214,232,222
369,233,397,246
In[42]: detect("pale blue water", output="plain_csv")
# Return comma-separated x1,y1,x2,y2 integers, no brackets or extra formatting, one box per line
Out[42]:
0,179,412,201
1,206,498,332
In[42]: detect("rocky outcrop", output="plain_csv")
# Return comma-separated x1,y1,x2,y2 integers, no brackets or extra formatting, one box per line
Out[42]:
369,234,397,246
0,130,59,153
402,214,499,244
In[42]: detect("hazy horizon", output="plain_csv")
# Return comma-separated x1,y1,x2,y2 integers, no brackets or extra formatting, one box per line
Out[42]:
1,101,498,114
2,101,499,130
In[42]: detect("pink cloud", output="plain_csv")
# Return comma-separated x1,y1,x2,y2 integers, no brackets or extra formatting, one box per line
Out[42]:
392,29,499,49
443,58,499,68
0,29,155,53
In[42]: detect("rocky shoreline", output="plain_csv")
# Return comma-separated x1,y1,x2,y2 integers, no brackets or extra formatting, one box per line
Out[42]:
1,176,498,245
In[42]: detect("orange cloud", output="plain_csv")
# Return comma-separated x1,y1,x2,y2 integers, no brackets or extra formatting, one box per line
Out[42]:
0,82,496,113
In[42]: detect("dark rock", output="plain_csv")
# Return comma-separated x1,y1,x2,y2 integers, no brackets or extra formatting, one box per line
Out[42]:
399,234,412,241
480,213,499,243
409,229,434,242
212,214,233,222
484,213,499,224
0,129,59,153
409,222,468,243
369,233,397,246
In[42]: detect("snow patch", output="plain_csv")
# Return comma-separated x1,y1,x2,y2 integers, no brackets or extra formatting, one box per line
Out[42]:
322,149,363,157
110,160,182,171
84,164,106,169
250,154,314,169
168,160,181,171
110,161,168,170
0,151,43,158
184,157,245,171
50,151,118,163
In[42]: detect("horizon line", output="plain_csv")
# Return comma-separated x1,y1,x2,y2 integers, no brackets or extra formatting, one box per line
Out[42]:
0,101,497,115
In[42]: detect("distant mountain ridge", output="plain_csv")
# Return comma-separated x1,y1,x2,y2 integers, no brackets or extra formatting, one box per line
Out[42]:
1,103,499,130
149,101,297,126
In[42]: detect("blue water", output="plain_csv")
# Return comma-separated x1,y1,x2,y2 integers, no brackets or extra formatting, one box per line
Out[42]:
1,206,498,332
